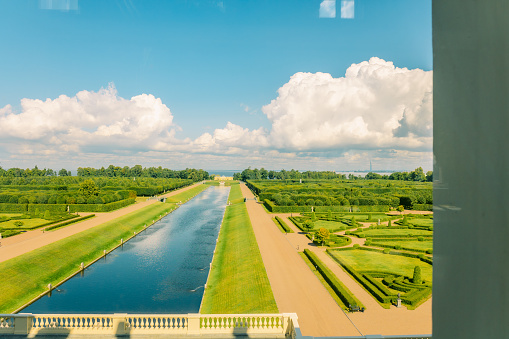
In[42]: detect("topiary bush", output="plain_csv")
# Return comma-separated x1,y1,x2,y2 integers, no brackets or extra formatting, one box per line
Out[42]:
412,266,422,284
383,248,391,254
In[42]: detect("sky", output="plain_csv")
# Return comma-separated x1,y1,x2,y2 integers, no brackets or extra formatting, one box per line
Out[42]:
0,0,432,172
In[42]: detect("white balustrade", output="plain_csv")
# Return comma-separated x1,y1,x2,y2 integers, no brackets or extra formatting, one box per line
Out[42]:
0,313,298,337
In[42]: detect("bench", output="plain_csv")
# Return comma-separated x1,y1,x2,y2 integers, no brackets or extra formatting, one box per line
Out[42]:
348,304,365,312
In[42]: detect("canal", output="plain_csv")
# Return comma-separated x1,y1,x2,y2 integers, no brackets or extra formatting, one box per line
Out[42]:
23,185,230,314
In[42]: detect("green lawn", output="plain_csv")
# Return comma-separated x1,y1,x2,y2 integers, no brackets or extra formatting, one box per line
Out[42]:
0,218,50,229
0,185,207,313
314,220,345,231
362,229,432,237
372,240,433,252
165,184,208,203
200,185,278,314
409,219,433,227
329,249,432,282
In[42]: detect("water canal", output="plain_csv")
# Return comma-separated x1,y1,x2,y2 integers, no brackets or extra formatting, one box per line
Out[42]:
23,186,230,314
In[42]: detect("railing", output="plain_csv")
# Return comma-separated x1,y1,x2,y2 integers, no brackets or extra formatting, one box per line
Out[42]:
0,313,298,337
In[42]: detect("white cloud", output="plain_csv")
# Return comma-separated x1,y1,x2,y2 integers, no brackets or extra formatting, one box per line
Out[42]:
0,83,176,153
0,58,432,171
261,57,432,151
319,0,336,18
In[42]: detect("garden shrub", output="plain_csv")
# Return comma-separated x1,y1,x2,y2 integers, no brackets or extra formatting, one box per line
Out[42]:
412,266,422,284
353,244,360,249
383,248,391,254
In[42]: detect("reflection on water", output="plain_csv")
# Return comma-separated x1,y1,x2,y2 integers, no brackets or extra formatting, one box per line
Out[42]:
23,186,230,314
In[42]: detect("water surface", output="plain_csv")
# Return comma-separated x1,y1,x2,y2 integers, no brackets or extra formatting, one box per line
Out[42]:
23,186,230,314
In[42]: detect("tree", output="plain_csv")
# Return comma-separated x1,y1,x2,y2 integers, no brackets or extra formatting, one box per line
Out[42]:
397,205,404,213
327,210,333,221
413,266,422,284
78,180,99,199
58,168,70,176
316,228,330,246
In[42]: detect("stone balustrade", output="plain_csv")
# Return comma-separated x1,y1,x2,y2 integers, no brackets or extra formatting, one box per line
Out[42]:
0,313,299,337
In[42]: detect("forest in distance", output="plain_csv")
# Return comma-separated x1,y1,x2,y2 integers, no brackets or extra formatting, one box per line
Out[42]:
234,167,433,182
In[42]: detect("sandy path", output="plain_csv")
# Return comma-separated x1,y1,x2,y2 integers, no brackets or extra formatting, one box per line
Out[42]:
271,213,432,335
240,184,361,337
0,183,201,263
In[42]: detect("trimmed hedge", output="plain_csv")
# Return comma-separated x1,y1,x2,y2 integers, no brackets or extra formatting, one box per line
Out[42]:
274,216,292,233
45,214,96,231
303,249,363,310
0,204,27,213
27,204,67,214
69,198,135,213
412,204,433,211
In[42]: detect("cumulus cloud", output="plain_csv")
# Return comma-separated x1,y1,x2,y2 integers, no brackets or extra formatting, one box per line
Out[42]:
259,57,432,151
0,83,176,154
0,58,432,170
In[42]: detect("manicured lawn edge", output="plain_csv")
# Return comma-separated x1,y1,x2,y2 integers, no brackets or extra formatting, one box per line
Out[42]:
200,185,278,314
0,185,208,313
45,214,96,231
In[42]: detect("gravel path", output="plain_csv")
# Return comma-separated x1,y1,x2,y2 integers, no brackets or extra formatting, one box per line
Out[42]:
240,184,361,337
0,183,201,263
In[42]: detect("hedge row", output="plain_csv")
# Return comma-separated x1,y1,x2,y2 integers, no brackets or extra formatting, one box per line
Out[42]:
274,216,292,233
45,214,96,231
303,249,363,310
369,242,431,253
27,204,67,213
288,217,306,232
0,204,27,212
412,204,433,211
68,198,136,213
263,199,312,213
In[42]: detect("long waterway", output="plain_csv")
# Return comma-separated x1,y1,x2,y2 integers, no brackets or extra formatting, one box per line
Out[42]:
23,186,230,314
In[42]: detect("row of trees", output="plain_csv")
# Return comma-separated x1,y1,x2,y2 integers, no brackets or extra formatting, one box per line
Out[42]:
77,166,210,181
0,165,211,182
233,168,344,181
235,167,432,182
0,166,71,177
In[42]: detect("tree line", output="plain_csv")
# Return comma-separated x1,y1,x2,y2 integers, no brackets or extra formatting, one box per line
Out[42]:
234,167,432,182
0,165,211,181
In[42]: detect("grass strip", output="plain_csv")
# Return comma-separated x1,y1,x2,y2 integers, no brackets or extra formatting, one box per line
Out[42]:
164,184,208,203
200,185,278,314
0,185,208,313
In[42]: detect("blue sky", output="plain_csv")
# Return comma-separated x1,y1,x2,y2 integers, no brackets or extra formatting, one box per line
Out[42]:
0,0,432,172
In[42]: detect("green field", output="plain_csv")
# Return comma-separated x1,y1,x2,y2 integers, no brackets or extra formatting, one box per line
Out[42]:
362,229,432,237
200,185,278,314
0,185,208,313
328,250,432,282
0,218,51,229
409,219,433,227
314,220,346,231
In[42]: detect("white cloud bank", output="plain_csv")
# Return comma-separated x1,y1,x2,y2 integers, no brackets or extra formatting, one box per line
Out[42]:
200,57,432,153
0,58,432,170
